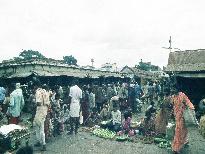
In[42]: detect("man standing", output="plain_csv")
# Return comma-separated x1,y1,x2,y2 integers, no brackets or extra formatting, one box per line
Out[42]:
0,84,6,114
135,82,143,113
68,79,82,135
33,81,50,151
7,83,24,124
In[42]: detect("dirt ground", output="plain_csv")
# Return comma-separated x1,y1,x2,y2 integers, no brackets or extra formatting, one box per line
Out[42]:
31,125,205,154
2,111,205,154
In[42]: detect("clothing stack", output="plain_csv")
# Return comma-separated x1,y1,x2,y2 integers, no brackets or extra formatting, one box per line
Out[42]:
0,124,30,151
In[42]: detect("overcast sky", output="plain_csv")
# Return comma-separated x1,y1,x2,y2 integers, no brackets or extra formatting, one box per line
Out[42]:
0,0,205,68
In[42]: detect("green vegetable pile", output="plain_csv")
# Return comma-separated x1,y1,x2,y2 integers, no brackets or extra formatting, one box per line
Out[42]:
93,128,116,139
154,137,171,149
116,135,128,142
158,141,171,149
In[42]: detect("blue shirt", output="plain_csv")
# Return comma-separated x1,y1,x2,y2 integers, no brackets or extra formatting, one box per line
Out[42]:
8,89,25,117
135,84,143,98
0,87,6,102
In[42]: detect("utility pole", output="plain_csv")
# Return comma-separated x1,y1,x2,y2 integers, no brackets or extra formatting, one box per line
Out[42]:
162,36,181,52
91,58,94,67
169,36,172,52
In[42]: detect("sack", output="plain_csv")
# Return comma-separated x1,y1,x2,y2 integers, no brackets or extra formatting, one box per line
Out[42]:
79,112,83,124
166,122,175,140
183,107,198,127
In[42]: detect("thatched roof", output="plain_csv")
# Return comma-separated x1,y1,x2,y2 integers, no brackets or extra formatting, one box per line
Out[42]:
166,50,205,72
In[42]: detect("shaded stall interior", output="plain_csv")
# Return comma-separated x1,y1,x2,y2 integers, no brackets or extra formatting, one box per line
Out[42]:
176,76,205,107
1,75,129,88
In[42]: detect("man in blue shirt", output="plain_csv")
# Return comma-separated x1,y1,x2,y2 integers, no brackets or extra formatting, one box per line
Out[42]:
7,83,24,124
0,85,6,113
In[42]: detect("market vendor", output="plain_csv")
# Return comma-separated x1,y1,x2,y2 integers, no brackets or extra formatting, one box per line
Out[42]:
104,104,121,132
142,101,156,136
85,107,101,127
118,110,135,136
155,93,173,135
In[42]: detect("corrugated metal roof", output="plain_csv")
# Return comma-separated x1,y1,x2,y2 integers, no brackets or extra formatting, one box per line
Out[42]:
0,59,126,79
8,72,33,78
121,66,157,78
32,70,85,78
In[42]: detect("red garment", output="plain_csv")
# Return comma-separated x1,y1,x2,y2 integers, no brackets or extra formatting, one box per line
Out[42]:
171,92,194,153
155,96,171,135
44,108,51,140
122,117,132,131
82,101,89,123
9,116,19,124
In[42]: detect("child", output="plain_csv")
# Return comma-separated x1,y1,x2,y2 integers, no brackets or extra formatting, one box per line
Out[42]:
100,103,110,121
118,110,135,136
61,104,70,132
52,111,63,136
51,93,61,113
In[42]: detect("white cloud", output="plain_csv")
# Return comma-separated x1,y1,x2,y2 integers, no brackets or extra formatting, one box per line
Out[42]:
0,0,205,68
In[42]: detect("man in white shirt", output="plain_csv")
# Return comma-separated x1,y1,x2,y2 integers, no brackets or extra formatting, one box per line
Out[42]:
68,79,82,135
104,103,121,132
111,105,122,132
33,81,50,151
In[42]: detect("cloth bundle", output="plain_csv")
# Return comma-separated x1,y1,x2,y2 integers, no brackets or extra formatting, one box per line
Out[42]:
166,122,175,140
199,115,205,138
183,107,198,127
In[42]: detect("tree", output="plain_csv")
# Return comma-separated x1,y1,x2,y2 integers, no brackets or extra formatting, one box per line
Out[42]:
19,50,46,60
136,59,151,71
63,55,77,65
136,59,161,71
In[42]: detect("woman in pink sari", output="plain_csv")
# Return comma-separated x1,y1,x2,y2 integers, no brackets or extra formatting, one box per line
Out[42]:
171,88,195,154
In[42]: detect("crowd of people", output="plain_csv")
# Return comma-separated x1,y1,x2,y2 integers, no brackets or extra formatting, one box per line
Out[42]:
0,77,203,154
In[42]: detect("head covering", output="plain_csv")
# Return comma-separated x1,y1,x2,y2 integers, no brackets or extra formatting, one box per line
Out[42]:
202,99,205,104
16,83,21,89
111,96,119,101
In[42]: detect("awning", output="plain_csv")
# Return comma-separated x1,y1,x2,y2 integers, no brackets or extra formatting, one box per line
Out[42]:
8,72,33,78
175,73,205,78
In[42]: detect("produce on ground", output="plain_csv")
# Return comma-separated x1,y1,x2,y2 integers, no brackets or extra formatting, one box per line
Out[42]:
116,135,128,141
93,128,116,139
154,137,171,149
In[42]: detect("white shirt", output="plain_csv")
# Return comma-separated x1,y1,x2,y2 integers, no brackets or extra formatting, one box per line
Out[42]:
69,85,82,117
69,85,82,103
111,110,121,125
34,88,50,126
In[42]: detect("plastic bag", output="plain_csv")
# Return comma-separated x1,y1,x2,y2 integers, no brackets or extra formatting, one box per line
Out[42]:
79,112,83,124
184,107,198,127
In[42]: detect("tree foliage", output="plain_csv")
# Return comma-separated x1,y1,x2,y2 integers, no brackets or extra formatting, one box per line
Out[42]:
136,59,161,71
63,55,77,65
19,50,46,60
136,61,151,71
